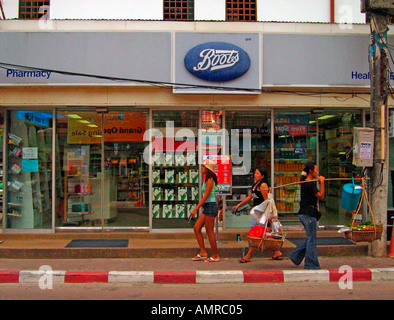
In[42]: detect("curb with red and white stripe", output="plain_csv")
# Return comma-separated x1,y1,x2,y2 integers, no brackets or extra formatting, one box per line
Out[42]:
0,268,393,284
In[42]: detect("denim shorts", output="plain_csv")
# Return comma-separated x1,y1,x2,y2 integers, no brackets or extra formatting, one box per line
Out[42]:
202,202,219,217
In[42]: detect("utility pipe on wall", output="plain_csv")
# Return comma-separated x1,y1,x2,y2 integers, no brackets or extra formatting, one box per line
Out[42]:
330,0,335,23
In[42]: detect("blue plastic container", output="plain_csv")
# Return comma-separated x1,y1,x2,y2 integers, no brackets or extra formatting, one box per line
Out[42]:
340,178,362,211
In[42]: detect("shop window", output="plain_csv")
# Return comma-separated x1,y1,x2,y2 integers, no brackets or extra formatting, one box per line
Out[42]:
55,110,150,229
164,0,194,21
273,112,316,227
317,111,363,226
151,110,199,229
5,110,53,229
19,1,50,19
224,111,270,229
226,0,256,21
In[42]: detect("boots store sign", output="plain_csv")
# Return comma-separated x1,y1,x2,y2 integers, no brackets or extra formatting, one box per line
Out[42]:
175,33,261,93
184,42,251,82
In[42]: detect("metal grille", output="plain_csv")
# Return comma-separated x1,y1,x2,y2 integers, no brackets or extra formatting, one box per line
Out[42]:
164,1,194,21
226,0,256,21
19,1,50,19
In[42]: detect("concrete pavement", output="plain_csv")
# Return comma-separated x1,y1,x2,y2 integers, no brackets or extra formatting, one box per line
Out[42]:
0,257,393,284
0,230,393,284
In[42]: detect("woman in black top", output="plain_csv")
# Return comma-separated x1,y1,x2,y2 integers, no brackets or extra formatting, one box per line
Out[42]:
288,161,325,269
233,168,282,262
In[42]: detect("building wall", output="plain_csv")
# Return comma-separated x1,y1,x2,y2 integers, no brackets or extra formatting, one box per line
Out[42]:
50,0,163,20
258,0,330,22
1,0,366,23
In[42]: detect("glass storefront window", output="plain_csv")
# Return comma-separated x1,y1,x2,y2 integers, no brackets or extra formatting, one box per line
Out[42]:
224,111,271,229
55,109,149,229
5,110,53,229
55,111,102,228
273,112,316,227
318,111,363,225
151,110,199,229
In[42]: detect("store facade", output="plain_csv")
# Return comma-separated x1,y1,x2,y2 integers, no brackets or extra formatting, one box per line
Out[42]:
0,23,383,233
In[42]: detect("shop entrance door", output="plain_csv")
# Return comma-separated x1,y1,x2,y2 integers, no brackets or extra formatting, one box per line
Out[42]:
56,110,104,229
56,109,149,230
102,110,149,229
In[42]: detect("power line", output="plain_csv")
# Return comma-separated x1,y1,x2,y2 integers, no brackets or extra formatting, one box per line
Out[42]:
0,61,372,98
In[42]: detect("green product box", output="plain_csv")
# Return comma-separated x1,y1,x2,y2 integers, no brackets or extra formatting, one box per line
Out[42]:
175,153,186,166
191,186,199,200
178,171,188,184
152,152,163,166
186,152,196,166
187,203,197,216
153,187,163,201
152,204,161,218
165,169,175,183
165,188,175,201
165,153,174,166
152,169,161,184
163,204,173,218
189,170,199,184
175,204,185,218
177,187,188,201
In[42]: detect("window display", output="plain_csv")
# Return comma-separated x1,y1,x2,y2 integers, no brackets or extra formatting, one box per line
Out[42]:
55,110,150,228
273,112,316,226
318,111,363,225
151,110,199,228
225,111,271,229
5,111,54,229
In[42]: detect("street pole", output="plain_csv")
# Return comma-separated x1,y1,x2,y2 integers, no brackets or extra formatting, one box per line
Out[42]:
369,13,389,257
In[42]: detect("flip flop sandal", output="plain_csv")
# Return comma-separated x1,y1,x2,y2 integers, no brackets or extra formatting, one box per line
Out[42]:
192,254,208,261
204,257,220,262
269,255,283,260
238,258,251,263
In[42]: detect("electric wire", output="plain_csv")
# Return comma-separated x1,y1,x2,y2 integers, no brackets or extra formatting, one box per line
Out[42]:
0,61,372,99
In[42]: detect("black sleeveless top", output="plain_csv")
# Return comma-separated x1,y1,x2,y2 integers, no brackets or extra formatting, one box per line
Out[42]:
251,180,268,207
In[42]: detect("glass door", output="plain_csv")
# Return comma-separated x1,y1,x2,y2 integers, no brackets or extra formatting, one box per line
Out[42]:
224,110,271,229
55,109,150,230
317,110,363,226
55,110,103,229
102,110,149,229
273,111,317,227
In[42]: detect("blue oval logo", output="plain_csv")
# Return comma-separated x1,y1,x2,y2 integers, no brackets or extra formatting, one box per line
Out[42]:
184,42,251,82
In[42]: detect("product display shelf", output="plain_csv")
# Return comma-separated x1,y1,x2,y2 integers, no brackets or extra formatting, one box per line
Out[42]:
152,152,199,220
273,148,312,226
115,156,145,206
63,145,95,225
7,113,52,229
65,174,95,223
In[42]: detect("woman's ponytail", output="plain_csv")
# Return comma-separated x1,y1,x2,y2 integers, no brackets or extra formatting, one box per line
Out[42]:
301,161,316,181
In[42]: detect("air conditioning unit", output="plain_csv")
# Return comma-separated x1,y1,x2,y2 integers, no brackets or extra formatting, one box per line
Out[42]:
361,0,394,15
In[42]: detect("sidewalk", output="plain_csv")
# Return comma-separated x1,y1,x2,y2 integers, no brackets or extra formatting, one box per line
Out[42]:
0,257,393,284
0,230,393,284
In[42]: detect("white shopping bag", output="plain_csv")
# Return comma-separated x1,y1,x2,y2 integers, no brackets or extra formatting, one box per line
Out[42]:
250,193,281,233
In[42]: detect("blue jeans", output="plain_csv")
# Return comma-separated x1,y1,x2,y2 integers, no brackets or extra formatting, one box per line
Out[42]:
288,214,320,270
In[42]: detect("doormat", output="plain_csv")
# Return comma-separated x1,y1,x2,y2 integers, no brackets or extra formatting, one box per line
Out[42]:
65,239,129,248
288,237,355,246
